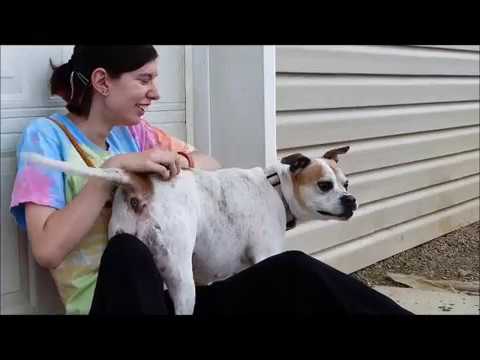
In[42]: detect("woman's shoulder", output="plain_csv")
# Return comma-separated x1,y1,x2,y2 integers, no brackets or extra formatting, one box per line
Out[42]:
125,120,159,151
16,115,70,156
22,115,63,140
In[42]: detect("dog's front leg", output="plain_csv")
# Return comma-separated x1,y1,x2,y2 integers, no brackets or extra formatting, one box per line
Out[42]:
163,263,196,315
150,240,196,315
247,236,285,266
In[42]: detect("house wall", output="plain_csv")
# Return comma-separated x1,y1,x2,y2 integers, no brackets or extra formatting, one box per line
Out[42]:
276,45,480,273
195,46,277,168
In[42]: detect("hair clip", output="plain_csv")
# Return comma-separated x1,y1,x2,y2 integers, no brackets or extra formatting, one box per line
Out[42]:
69,71,75,102
69,71,90,102
76,72,90,86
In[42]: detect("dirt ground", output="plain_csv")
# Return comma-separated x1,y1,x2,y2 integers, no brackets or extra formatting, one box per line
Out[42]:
353,221,480,287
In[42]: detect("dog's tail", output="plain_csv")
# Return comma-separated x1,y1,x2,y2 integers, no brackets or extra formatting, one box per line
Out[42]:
22,152,131,185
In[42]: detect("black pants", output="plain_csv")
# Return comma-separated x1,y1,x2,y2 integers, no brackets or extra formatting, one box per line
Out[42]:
89,234,412,316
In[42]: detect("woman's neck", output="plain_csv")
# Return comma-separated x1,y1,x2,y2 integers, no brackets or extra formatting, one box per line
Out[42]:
67,112,113,150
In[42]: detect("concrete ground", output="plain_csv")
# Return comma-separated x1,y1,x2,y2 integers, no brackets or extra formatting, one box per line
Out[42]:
353,221,479,315
374,286,479,315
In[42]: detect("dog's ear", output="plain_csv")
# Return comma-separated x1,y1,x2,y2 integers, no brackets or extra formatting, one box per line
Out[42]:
281,153,311,174
322,146,350,163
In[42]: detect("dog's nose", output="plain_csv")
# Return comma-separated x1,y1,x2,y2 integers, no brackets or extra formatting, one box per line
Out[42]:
341,195,357,210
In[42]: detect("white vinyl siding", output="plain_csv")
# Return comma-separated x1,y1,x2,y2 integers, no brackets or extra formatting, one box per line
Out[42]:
276,45,480,274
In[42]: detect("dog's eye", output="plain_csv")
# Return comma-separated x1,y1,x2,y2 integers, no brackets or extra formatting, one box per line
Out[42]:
130,197,139,211
317,181,333,192
344,181,349,190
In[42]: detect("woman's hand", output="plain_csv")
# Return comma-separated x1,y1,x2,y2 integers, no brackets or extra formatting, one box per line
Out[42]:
103,149,183,180
175,153,191,169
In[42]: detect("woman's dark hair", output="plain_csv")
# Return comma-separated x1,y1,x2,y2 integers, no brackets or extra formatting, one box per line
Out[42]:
50,46,158,116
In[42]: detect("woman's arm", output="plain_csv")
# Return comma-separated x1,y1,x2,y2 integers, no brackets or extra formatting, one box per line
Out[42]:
26,177,113,269
190,151,221,170
133,120,221,170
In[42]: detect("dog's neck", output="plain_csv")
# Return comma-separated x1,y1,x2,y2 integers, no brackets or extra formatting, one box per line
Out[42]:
264,165,297,230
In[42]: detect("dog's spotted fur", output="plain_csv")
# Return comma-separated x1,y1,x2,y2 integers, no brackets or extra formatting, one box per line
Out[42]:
108,147,357,314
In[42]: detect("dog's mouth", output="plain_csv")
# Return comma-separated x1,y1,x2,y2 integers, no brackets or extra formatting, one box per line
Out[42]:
317,209,354,220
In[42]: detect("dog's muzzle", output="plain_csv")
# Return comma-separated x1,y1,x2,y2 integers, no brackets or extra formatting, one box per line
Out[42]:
317,195,357,220
341,194,357,211
340,194,357,219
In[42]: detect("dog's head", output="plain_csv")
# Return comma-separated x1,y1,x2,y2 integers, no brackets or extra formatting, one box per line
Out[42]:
280,146,357,221
107,171,165,245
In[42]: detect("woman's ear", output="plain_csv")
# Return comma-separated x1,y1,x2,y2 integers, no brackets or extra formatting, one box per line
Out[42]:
91,67,110,96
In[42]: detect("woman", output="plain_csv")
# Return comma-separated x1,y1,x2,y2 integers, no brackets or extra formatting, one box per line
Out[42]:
10,45,412,316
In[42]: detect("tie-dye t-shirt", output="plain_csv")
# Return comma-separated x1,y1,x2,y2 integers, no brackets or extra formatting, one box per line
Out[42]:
9,113,194,314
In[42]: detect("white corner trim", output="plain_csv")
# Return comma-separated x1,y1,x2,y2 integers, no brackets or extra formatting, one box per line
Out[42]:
263,46,277,166
188,46,276,164
184,46,195,147
190,46,212,155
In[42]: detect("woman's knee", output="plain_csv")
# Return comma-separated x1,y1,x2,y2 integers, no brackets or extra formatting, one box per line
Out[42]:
102,233,151,263
273,250,335,278
268,250,313,274
277,250,310,263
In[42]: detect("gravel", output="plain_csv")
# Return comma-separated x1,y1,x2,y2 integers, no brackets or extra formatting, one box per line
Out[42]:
353,221,480,287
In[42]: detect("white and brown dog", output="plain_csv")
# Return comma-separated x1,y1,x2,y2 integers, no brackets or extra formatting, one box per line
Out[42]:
26,146,357,315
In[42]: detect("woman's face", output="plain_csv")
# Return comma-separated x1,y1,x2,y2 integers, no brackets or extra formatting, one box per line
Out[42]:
105,59,160,125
